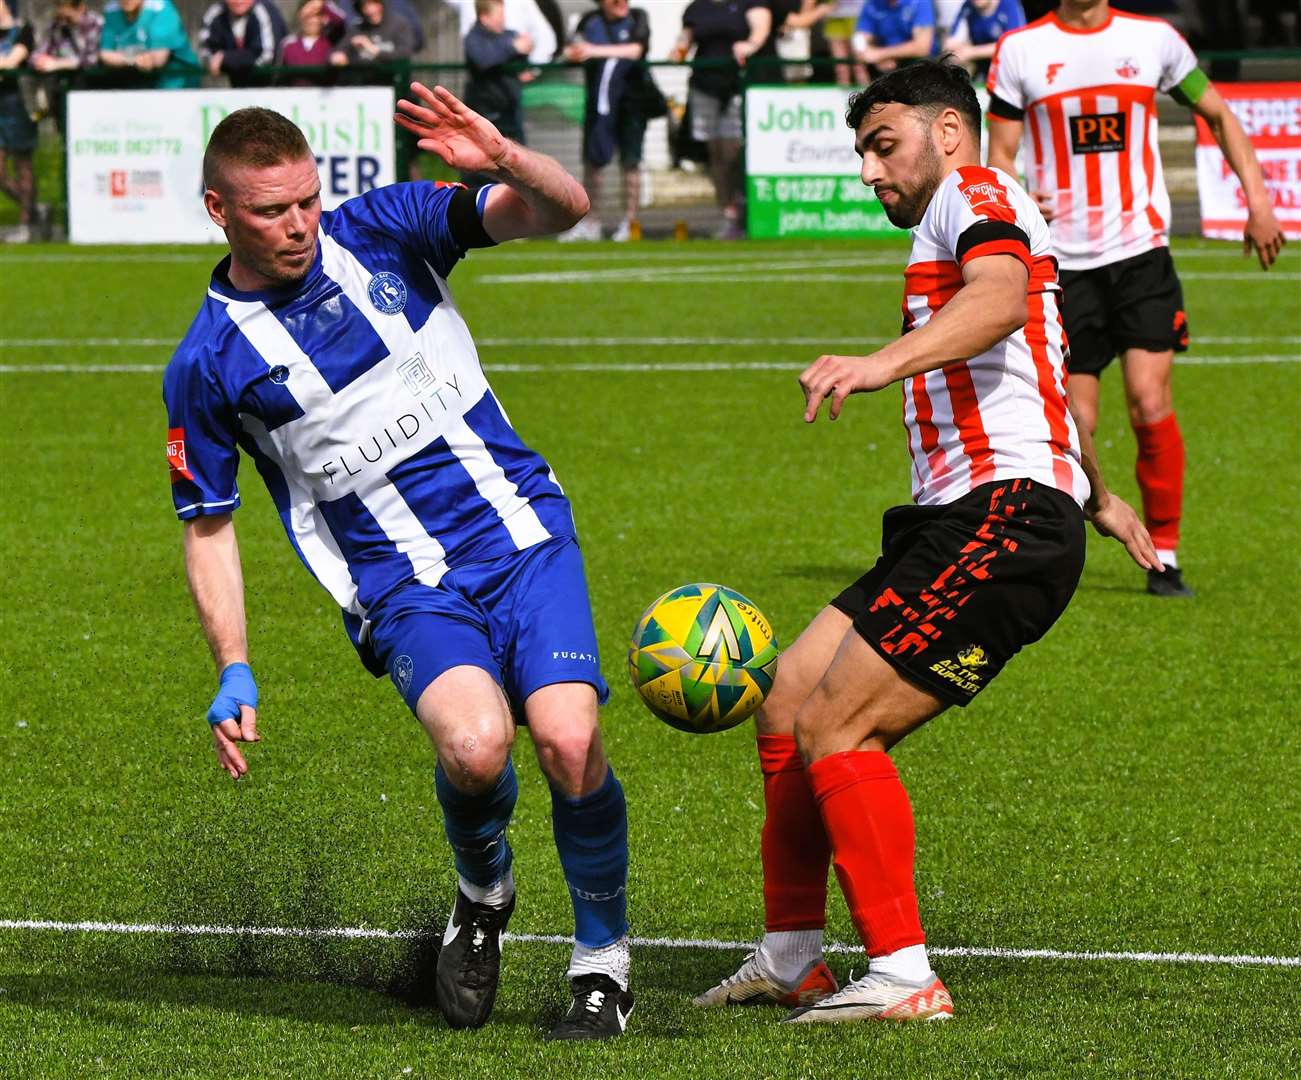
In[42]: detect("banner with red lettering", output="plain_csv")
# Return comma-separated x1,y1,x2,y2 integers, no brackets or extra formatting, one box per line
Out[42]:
1195,81,1301,241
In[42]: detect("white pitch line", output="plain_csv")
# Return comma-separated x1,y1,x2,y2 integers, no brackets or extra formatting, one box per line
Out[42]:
1,335,1299,350
478,271,1301,285
3,355,1298,376
0,919,1295,969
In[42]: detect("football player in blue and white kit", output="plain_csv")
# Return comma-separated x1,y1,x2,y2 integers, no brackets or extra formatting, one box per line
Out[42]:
163,84,632,1040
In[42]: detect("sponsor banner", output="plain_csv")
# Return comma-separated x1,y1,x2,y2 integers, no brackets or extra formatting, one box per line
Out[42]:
68,86,396,244
745,83,993,240
1194,81,1301,241
746,84,898,239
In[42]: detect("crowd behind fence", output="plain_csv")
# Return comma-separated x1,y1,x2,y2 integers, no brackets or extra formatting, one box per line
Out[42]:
0,0,1298,241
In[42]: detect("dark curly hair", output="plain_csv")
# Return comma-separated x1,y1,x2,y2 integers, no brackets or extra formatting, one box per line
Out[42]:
846,58,982,139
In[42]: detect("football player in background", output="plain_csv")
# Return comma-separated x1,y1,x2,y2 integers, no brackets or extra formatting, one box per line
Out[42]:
164,86,634,1040
986,0,1286,597
694,59,1158,1024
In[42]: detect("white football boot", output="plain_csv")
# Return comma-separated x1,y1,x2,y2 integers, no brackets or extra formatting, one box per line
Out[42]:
693,952,838,1008
782,969,953,1024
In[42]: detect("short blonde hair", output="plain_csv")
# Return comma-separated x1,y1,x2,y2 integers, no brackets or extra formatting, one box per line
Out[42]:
475,0,502,17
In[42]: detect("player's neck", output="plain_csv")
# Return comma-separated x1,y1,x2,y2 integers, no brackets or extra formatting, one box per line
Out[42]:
1054,1,1110,30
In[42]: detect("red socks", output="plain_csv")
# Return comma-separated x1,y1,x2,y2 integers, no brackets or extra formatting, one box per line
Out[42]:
806,750,925,957
757,734,830,932
1133,412,1184,556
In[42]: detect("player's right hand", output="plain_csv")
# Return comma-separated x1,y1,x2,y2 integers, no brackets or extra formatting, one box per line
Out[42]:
1032,190,1055,223
207,662,260,780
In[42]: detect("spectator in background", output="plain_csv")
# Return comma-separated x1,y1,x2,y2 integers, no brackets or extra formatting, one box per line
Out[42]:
100,0,201,89
363,0,424,54
450,0,556,65
279,0,340,77
31,0,104,75
946,0,1024,76
560,0,651,242
200,0,287,87
333,0,415,66
819,0,868,85
673,0,772,240
463,0,532,151
0,0,36,242
852,0,938,76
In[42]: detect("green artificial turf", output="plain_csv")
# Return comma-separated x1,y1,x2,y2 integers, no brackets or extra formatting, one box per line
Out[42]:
0,238,1298,1078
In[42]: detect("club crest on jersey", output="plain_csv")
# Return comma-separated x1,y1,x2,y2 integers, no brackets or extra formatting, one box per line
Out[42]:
368,271,407,315
1116,57,1140,79
166,427,193,482
392,654,414,695
268,364,290,384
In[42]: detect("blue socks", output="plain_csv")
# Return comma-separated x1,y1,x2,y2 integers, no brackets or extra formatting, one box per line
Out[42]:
435,759,517,889
551,767,629,948
434,757,630,951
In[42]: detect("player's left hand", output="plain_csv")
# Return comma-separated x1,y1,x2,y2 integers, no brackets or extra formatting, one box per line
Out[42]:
1243,204,1286,270
396,82,509,175
799,353,889,422
1087,492,1163,572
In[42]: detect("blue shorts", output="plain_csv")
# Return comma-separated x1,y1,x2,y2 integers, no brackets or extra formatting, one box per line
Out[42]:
366,536,610,717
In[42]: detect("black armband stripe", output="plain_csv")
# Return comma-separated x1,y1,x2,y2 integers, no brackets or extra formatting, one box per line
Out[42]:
987,94,1025,122
956,220,1031,264
448,184,496,251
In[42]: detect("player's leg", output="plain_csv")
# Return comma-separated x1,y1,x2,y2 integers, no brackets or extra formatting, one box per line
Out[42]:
415,666,521,1031
785,481,1086,1024
1113,250,1192,595
371,592,519,1030
502,537,632,1039
693,605,848,1007
1121,348,1183,579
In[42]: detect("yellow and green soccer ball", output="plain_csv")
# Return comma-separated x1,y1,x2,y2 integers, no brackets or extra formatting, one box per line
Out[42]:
628,583,779,734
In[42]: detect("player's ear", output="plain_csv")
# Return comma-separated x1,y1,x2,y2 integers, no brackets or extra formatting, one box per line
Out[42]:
204,187,229,229
937,107,965,156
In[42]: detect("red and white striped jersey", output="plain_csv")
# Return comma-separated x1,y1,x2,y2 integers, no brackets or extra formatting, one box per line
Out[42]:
987,10,1198,270
901,165,1088,508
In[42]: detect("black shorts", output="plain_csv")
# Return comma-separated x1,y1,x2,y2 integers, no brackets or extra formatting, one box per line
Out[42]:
830,479,1086,708
1059,247,1190,376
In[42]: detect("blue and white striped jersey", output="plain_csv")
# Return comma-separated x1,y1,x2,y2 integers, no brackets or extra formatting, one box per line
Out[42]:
163,181,575,652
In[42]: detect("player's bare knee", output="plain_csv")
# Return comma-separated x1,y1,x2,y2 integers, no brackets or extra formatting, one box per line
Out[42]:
533,724,601,798
445,724,514,793
1129,390,1173,428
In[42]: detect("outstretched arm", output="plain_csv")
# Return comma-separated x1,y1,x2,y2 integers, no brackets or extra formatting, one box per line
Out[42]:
1189,83,1286,269
185,515,260,779
395,82,589,241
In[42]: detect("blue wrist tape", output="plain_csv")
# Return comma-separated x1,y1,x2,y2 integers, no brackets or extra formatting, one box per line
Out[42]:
207,662,259,726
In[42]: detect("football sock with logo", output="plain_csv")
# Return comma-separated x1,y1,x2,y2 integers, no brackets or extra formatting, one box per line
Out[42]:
806,749,926,959
1133,412,1184,559
757,734,830,949
435,759,517,900
552,766,629,952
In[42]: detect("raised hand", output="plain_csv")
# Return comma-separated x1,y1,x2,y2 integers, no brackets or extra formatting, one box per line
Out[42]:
396,82,509,175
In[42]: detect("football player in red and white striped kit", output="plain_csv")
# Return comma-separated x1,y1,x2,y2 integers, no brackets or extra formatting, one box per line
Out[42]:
693,59,1158,1025
986,0,1286,597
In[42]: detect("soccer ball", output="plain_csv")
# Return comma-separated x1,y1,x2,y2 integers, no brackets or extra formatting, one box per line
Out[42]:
628,583,779,734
